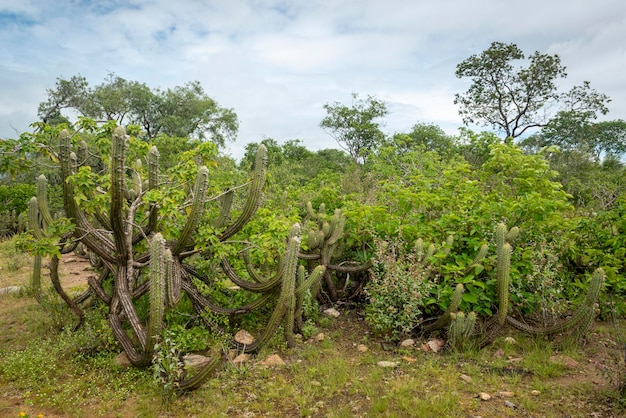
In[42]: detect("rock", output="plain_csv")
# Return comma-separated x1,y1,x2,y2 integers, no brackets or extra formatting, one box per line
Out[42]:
184,354,212,370
531,390,540,396
460,374,473,383
234,330,255,346
114,352,132,368
423,338,445,353
311,380,321,386
498,391,515,397
232,353,251,364
323,307,340,318
505,400,517,408
0,286,21,296
402,356,416,363
377,361,399,368
504,336,518,345
479,392,491,401
314,332,325,342
259,354,286,367
357,344,368,353
400,339,415,347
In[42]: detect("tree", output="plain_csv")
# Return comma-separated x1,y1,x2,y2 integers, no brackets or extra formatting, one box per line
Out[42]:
320,93,388,164
454,41,610,139
38,74,238,146
391,122,457,157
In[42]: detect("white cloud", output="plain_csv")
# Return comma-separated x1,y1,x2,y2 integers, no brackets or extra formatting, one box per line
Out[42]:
1,0,626,159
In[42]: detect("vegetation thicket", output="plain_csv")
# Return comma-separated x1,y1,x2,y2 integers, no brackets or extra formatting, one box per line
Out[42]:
0,41,625,413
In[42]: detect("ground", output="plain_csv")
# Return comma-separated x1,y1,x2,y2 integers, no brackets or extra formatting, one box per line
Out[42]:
0,250,624,417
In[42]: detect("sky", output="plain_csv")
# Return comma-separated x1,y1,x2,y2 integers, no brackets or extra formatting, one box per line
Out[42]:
1,0,626,159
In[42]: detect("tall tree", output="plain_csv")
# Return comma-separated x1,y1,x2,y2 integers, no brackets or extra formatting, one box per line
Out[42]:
320,93,388,164
454,41,609,139
38,74,238,146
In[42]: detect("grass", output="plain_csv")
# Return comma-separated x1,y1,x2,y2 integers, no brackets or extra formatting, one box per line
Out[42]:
0,238,625,417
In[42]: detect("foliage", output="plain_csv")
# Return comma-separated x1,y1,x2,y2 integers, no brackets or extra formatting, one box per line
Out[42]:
320,93,388,164
37,73,238,145
455,41,609,139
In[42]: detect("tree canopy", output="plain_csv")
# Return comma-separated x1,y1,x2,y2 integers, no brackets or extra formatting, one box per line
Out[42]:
38,74,238,146
454,41,610,139
320,93,388,164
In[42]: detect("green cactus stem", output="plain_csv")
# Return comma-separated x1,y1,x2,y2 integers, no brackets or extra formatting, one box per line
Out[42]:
172,165,209,255
422,283,465,333
448,311,477,351
506,268,605,340
236,224,301,352
220,144,267,240
496,242,512,325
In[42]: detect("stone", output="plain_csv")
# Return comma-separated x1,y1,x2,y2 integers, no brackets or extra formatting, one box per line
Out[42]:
498,391,515,397
531,390,540,396
424,338,445,353
504,336,518,345
0,286,21,296
479,392,491,401
377,361,399,368
234,330,255,346
323,307,340,318
184,354,211,370
232,354,251,364
259,354,286,367
357,344,368,353
505,400,517,408
402,356,416,363
400,339,415,347
460,374,473,383
114,352,132,368
314,332,325,342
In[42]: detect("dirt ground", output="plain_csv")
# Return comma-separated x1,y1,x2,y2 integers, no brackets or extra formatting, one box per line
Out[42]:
1,252,625,417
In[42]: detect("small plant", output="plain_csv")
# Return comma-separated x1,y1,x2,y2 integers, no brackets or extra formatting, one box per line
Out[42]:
152,330,186,405
364,237,436,339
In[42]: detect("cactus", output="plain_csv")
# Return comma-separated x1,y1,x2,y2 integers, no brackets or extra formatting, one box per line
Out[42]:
422,283,464,333
506,268,605,342
300,203,371,302
448,311,477,351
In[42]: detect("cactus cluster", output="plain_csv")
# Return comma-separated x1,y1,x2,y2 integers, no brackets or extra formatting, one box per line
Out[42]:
300,203,371,302
417,223,604,350
25,126,343,389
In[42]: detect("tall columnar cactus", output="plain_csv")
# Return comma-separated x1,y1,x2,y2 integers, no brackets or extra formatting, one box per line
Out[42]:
27,125,331,390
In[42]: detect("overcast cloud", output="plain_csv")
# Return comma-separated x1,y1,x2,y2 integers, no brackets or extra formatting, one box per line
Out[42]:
1,0,625,159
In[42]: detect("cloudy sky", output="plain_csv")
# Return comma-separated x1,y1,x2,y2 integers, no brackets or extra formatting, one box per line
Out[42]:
1,0,625,159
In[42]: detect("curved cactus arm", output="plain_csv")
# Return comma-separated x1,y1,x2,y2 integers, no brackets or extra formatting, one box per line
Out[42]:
220,144,267,241
58,130,116,263
506,268,605,337
180,276,275,315
172,166,210,255
178,348,222,391
49,254,85,330
241,248,284,283
220,257,282,292
422,283,465,333
237,224,301,353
